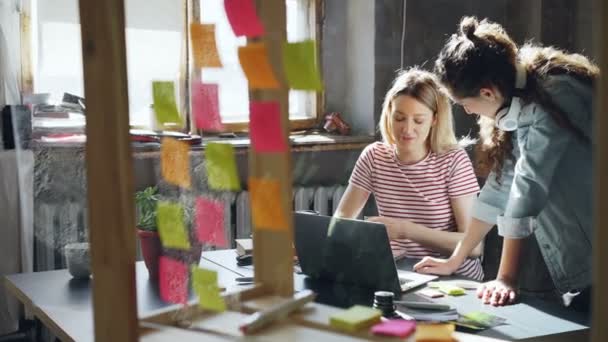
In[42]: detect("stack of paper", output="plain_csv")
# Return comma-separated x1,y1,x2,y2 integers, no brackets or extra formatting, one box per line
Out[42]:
396,306,459,322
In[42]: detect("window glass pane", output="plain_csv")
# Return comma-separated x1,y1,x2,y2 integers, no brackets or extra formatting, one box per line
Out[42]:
199,0,316,123
34,0,183,128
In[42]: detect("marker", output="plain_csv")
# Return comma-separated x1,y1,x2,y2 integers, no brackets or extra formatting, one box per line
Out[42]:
239,290,316,334
394,300,452,311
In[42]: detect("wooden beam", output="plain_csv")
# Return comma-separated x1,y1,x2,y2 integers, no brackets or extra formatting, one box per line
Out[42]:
250,0,294,297
19,0,34,97
78,1,138,341
592,0,607,341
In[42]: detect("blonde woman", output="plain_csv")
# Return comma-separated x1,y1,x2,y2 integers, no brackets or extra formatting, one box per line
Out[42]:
334,68,483,280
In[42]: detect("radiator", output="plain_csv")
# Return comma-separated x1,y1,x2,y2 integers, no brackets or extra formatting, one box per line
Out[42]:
33,185,348,271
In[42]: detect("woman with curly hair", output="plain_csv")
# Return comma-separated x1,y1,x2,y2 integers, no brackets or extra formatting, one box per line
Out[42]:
414,16,596,311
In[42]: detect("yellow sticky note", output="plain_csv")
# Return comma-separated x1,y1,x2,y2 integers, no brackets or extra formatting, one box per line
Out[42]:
161,137,191,189
238,42,280,89
192,267,226,312
205,142,241,191
156,201,190,250
249,177,288,231
282,40,323,90
437,284,465,296
329,305,382,332
152,81,182,127
190,23,223,68
414,323,455,341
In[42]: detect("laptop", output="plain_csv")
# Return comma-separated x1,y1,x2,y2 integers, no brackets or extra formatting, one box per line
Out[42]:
294,211,437,294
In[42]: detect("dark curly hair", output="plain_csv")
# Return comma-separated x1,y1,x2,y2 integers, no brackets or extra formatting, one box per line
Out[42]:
435,16,598,182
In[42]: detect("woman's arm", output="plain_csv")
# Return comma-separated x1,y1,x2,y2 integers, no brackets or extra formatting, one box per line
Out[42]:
333,184,371,219
413,217,494,274
397,194,483,257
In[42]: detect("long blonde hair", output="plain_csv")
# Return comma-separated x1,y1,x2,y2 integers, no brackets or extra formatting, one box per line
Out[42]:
379,68,458,154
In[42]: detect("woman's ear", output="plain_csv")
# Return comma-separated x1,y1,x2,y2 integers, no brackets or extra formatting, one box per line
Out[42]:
479,87,496,101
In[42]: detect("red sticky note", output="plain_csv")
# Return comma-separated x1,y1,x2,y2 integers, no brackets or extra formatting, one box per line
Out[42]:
249,101,288,153
192,81,224,131
371,319,416,338
195,197,227,247
159,256,188,304
224,0,265,37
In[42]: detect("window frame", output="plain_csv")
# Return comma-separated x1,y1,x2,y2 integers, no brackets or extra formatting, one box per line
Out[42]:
186,0,324,134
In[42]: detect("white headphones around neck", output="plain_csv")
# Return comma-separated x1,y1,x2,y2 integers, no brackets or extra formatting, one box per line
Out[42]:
495,63,527,131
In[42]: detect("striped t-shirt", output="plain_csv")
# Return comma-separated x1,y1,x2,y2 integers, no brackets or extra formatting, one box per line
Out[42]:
350,142,483,280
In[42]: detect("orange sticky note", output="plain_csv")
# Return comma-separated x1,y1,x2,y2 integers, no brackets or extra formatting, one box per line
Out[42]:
282,40,323,90
192,266,226,312
190,23,223,68
238,42,280,89
161,137,191,189
157,201,191,250
249,177,288,230
159,256,188,304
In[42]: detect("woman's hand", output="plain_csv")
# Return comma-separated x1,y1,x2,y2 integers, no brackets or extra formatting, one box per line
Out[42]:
413,256,459,276
477,278,518,306
366,216,408,240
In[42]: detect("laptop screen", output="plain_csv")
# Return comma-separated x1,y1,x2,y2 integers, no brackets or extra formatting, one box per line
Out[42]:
294,212,402,293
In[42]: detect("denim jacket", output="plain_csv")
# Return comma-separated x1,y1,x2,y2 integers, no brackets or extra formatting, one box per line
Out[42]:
472,74,593,295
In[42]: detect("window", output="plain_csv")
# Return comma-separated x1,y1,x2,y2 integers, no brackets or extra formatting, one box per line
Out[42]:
31,0,321,131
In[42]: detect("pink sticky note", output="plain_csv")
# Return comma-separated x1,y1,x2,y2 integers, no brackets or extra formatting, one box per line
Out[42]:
249,101,288,153
195,197,227,247
371,320,416,338
159,256,188,304
192,81,224,131
224,0,265,37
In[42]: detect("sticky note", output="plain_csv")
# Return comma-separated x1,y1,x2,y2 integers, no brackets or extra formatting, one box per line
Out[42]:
204,142,241,191
192,267,226,312
329,305,382,332
157,201,191,250
190,23,223,68
371,319,416,338
282,40,323,90
437,284,465,296
161,137,191,189
195,196,227,247
152,81,182,127
238,43,280,89
414,323,455,341
249,101,287,153
191,81,223,131
159,256,188,304
224,0,265,37
249,177,288,231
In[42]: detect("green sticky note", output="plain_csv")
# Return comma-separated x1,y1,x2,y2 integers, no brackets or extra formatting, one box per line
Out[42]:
152,81,182,127
282,40,323,91
329,305,382,332
460,311,506,329
192,267,226,312
156,201,190,250
437,284,465,296
205,142,241,191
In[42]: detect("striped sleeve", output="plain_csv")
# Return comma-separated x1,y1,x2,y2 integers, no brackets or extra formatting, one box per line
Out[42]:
447,149,480,198
349,144,375,193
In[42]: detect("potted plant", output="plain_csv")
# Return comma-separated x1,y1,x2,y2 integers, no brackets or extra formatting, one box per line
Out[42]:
135,186,162,279
136,187,203,279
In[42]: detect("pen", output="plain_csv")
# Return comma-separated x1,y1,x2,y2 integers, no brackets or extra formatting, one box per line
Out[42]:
239,290,316,334
394,300,452,311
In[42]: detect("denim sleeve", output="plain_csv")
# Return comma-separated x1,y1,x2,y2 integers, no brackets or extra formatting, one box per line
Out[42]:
497,105,572,238
472,158,515,225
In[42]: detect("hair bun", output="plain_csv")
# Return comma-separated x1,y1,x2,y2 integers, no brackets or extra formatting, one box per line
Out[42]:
459,16,479,40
